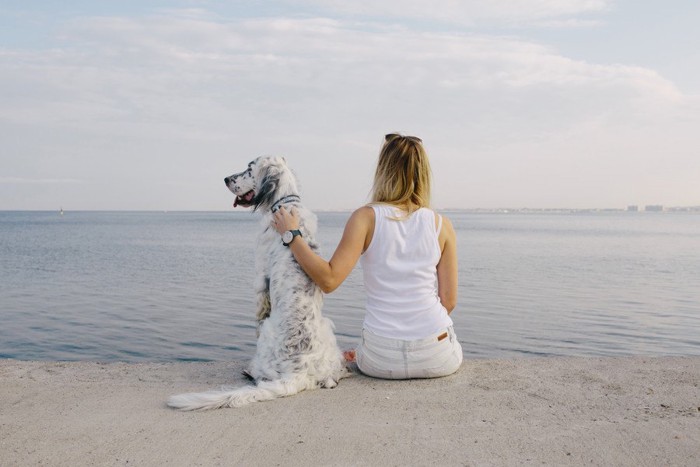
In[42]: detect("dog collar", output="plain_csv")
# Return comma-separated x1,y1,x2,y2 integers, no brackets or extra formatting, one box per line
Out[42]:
271,195,301,212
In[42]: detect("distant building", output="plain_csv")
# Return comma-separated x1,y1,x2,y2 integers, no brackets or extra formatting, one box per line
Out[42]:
645,205,664,212
627,205,638,212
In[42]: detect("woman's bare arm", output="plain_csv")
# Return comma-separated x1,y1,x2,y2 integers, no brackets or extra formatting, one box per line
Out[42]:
272,206,373,293
436,216,458,313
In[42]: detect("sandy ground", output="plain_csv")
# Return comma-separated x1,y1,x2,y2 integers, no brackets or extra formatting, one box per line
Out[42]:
1,357,699,466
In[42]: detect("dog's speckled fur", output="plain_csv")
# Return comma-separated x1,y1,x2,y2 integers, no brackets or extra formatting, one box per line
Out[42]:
167,156,349,410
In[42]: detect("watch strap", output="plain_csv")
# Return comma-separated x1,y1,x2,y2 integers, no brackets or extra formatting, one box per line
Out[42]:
282,229,302,246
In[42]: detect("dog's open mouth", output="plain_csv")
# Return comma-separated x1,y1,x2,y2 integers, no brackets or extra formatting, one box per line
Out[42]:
234,190,255,208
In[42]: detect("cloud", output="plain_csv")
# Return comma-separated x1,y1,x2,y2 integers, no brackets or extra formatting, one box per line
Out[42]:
0,8,697,209
291,0,613,27
0,13,683,133
0,177,86,184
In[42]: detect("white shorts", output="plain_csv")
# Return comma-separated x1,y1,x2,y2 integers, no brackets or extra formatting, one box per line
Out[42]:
356,326,463,380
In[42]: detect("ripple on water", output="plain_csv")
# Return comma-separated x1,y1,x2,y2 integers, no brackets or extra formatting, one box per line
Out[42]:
1,211,699,361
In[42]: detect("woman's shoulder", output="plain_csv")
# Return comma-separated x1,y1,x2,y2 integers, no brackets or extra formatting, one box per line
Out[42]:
437,213,456,243
354,204,376,217
430,208,453,222
346,205,375,228
432,210,452,224
346,206,376,253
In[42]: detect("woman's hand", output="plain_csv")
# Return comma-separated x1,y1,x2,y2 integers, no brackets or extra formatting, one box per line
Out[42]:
271,206,300,235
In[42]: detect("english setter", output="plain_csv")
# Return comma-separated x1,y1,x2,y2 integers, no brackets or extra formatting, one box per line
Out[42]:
167,156,349,410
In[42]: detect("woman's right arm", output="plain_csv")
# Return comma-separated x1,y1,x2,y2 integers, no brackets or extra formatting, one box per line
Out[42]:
273,206,373,293
436,216,458,314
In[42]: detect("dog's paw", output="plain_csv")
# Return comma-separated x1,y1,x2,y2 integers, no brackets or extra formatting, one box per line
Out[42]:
320,377,338,389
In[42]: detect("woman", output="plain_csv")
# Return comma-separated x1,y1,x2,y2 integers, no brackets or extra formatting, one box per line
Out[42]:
272,133,462,379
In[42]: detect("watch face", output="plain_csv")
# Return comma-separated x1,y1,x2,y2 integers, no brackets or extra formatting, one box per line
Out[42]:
283,230,293,244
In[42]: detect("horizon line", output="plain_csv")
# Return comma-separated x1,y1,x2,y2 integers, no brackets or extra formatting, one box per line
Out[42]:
2,206,699,213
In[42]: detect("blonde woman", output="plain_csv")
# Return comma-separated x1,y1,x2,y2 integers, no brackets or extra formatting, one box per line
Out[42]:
272,133,462,379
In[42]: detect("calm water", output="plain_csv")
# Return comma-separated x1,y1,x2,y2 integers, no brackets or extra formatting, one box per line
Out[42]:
1,210,699,362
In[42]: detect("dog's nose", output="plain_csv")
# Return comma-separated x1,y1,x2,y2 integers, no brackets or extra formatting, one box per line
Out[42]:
224,177,230,185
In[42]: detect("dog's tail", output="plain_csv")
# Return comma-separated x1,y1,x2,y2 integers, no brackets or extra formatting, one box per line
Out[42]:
167,378,310,411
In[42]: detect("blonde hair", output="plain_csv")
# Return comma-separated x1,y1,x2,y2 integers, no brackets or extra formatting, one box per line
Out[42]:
370,133,432,216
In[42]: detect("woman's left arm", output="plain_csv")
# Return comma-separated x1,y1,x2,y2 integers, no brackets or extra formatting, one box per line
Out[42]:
272,206,372,293
436,216,458,314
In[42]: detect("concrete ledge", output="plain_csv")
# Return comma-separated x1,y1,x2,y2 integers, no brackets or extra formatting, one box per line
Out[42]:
2,357,699,466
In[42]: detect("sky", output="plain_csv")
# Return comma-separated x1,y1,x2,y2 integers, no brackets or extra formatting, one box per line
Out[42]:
1,0,699,211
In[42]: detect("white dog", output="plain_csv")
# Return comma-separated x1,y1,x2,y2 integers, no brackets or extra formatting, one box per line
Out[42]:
167,156,349,410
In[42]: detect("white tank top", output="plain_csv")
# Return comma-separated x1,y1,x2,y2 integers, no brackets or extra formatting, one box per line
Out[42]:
360,205,454,339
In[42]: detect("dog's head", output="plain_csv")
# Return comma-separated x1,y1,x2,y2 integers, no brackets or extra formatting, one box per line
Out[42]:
224,156,297,211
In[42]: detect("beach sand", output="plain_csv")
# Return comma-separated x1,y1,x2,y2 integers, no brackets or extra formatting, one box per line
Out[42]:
1,357,699,466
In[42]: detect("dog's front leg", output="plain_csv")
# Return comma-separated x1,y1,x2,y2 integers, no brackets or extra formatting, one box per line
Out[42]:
255,276,271,336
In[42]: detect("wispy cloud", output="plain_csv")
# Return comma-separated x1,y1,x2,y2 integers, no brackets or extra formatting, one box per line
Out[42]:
0,13,683,133
291,0,613,27
0,177,86,184
0,3,697,210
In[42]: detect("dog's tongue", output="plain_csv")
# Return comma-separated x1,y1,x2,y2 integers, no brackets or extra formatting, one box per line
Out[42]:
233,191,254,208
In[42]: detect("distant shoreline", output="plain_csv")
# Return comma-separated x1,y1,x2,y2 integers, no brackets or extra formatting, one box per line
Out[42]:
1,206,699,213
441,206,700,213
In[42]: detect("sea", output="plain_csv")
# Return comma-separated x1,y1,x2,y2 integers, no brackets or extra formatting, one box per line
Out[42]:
1,210,699,362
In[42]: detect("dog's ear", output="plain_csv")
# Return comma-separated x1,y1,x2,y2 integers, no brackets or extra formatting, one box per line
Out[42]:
253,165,279,211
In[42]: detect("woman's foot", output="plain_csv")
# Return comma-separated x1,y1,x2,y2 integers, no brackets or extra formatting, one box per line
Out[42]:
342,349,356,363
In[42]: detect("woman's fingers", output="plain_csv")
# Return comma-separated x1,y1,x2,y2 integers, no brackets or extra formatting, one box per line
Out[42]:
271,206,299,233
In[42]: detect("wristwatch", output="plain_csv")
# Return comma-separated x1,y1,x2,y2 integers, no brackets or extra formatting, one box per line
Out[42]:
282,229,302,246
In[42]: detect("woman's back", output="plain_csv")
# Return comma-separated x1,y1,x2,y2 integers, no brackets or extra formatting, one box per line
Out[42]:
360,204,453,340
271,133,462,379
